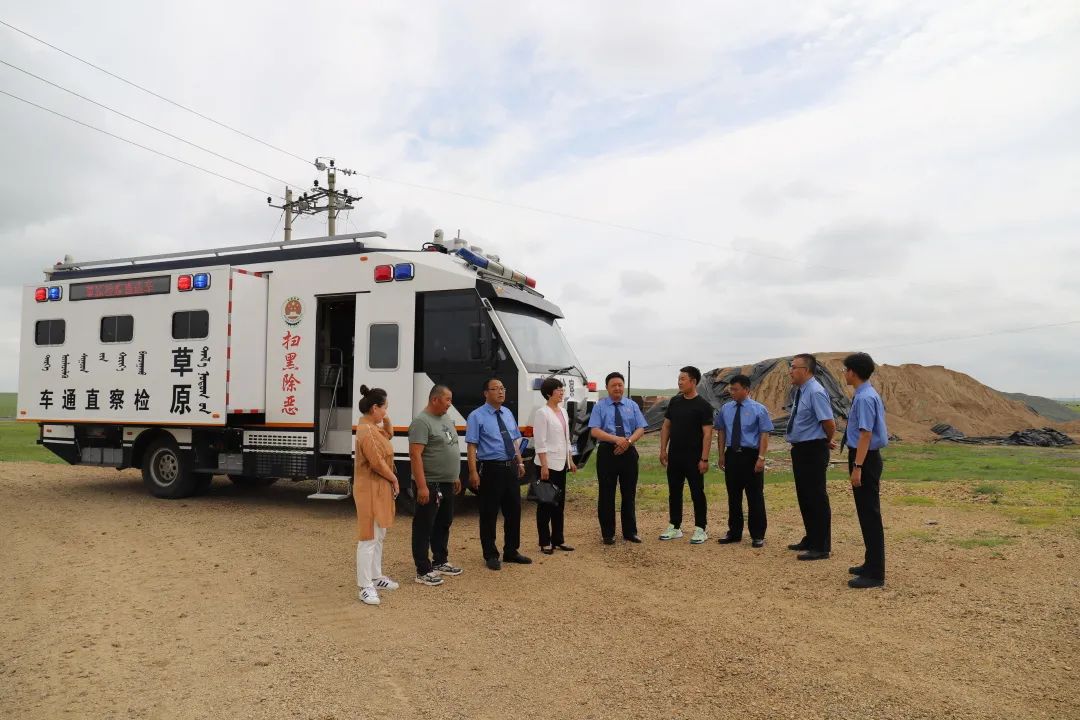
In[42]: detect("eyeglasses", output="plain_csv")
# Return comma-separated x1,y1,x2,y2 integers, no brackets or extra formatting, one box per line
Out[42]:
485,385,506,392
789,364,808,370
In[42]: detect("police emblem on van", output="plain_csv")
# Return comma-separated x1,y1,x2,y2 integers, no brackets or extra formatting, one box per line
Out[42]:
282,297,303,326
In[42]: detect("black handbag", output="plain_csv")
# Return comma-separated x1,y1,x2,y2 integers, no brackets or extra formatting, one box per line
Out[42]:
531,479,562,506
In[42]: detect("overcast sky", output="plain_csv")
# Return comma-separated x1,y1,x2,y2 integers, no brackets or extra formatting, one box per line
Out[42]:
2,1,1078,398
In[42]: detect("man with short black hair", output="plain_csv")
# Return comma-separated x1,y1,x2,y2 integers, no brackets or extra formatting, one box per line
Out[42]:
466,378,531,570
659,366,714,544
589,371,647,544
409,385,463,587
842,352,888,589
785,353,836,561
715,374,773,548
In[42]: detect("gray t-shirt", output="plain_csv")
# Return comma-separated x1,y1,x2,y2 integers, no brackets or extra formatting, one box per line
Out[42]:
407,411,460,484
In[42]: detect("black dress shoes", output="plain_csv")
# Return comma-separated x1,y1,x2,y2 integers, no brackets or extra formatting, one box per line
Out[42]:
787,541,811,551
751,539,765,548
625,535,643,543
849,564,866,575
556,544,575,552
602,537,616,545
540,546,554,555
848,575,884,589
486,557,502,571
797,550,831,561
503,552,533,564
717,535,742,545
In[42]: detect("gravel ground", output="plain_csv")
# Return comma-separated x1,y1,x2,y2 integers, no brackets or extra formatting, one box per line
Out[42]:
1,462,1077,719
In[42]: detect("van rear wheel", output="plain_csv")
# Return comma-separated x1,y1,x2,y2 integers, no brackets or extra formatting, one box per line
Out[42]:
142,438,198,499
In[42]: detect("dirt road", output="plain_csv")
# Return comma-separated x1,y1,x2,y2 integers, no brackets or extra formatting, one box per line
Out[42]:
1,462,1077,719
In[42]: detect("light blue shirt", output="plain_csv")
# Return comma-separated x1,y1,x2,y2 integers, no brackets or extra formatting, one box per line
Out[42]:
715,399,775,449
588,396,647,437
846,382,889,450
785,377,833,443
465,403,522,461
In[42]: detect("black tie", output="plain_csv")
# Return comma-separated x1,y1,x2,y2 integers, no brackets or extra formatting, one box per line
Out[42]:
613,401,626,438
731,401,743,449
494,408,516,460
787,388,801,433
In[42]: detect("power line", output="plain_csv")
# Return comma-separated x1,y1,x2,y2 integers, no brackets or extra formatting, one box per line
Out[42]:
0,18,965,294
865,319,1080,352
0,18,311,165
629,319,1080,369
0,88,281,198
0,57,304,192
0,18,1033,299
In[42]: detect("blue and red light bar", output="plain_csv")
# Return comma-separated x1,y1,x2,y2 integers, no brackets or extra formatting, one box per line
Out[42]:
374,263,415,282
35,286,62,302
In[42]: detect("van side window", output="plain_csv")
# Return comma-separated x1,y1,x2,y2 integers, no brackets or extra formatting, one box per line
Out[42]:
100,315,134,343
34,319,66,346
172,310,209,340
368,323,399,369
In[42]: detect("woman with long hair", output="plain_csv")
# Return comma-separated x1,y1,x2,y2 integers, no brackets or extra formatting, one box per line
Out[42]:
353,385,400,606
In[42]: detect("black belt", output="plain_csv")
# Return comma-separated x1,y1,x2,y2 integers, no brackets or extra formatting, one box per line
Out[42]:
479,459,515,467
791,438,828,446
725,446,756,453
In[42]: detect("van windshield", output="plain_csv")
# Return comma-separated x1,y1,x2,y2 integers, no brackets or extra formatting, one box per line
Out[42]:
493,303,582,377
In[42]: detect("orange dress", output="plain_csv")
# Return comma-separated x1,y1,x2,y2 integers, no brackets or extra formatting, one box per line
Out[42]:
353,424,396,541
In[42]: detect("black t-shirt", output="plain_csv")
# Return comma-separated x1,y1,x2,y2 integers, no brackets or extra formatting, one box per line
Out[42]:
664,394,714,458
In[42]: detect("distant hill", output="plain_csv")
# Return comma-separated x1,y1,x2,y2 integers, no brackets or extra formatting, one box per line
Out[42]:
997,392,1080,423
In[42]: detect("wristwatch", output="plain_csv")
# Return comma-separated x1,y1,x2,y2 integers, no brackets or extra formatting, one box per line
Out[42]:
854,463,863,469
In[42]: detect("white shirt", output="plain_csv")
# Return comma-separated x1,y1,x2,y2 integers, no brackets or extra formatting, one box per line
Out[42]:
532,404,572,471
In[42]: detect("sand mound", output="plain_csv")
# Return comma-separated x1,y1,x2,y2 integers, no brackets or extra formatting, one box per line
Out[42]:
702,353,1068,442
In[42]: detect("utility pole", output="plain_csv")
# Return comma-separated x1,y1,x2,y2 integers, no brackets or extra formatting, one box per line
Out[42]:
283,187,293,242
267,157,359,240
327,166,336,237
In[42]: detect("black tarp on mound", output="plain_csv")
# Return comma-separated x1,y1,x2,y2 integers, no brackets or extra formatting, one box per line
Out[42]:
932,425,1075,447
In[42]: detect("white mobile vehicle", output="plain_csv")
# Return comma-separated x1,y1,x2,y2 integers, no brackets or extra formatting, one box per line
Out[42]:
17,230,597,502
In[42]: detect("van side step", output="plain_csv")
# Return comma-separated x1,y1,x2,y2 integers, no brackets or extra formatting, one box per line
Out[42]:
308,474,352,500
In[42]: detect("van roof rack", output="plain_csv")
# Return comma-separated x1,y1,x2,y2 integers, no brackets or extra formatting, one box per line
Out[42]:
47,231,388,273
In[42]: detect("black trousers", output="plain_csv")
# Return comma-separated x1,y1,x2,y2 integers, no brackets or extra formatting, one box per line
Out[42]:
849,448,885,579
596,443,639,540
478,461,521,560
791,439,831,552
723,448,767,540
667,454,707,530
536,467,567,547
411,481,455,575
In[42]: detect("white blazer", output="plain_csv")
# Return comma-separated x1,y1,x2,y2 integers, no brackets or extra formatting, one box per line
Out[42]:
532,404,572,471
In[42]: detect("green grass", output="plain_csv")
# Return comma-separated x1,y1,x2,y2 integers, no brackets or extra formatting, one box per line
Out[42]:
0,420,63,463
952,532,1016,549
0,392,15,418
566,434,1080,528
895,494,937,506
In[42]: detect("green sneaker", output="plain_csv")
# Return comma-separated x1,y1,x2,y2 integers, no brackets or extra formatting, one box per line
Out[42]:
690,527,708,544
659,524,683,541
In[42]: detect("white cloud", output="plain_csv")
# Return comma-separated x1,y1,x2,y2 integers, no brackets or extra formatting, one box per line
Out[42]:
2,1,1079,398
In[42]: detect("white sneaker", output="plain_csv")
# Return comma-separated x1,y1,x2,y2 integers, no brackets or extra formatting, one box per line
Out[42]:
415,571,444,587
359,586,381,605
659,524,683,540
374,576,399,591
690,527,708,544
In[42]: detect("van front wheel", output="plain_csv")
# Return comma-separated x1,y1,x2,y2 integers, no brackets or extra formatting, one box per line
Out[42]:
142,438,198,499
